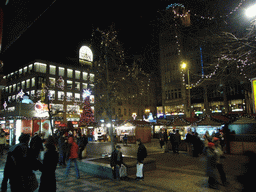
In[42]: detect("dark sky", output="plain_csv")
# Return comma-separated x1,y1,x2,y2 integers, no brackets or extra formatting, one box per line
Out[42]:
0,0,255,74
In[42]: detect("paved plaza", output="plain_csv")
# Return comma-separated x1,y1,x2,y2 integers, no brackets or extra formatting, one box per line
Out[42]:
0,139,247,191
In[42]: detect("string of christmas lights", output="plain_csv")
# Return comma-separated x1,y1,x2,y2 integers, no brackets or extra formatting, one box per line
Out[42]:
166,0,246,21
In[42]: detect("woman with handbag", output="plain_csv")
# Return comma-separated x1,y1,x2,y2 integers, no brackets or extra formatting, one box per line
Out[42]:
39,136,59,192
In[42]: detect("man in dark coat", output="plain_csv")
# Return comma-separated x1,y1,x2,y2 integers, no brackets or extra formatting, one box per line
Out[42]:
58,132,67,167
136,139,147,181
39,136,59,192
1,133,41,192
159,130,165,148
30,132,44,159
77,133,85,160
172,130,181,154
110,145,124,180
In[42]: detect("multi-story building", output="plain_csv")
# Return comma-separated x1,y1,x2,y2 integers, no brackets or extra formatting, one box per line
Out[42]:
1,46,95,127
159,5,252,118
94,58,157,123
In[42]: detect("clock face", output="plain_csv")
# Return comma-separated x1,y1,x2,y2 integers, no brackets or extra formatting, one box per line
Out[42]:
79,46,93,62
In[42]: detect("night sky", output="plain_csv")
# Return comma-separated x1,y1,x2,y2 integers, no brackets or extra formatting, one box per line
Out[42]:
0,0,255,74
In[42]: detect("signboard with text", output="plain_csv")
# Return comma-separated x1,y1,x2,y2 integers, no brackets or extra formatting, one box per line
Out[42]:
251,78,256,113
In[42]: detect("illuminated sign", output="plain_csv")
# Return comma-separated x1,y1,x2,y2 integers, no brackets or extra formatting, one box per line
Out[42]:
79,46,93,62
252,78,256,113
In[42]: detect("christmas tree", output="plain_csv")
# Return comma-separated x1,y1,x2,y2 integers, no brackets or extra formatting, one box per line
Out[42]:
79,92,95,127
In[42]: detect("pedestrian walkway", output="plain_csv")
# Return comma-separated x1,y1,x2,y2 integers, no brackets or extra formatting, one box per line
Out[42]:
0,143,246,192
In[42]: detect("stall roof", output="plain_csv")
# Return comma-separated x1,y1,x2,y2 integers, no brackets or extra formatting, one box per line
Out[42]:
171,118,190,126
230,117,256,124
211,115,230,123
196,116,223,126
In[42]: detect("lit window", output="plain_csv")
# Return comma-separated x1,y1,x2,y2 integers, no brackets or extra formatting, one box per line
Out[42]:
83,72,88,80
49,90,55,100
82,83,87,90
75,82,80,90
26,79,30,89
49,65,56,75
75,93,80,101
58,91,65,101
89,74,94,82
32,78,35,87
67,80,72,89
90,95,94,103
34,62,47,73
59,67,65,77
66,92,73,101
49,77,55,87
67,69,73,78
75,71,81,79
23,66,27,74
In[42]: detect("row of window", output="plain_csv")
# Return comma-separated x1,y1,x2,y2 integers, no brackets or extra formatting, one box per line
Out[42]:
4,77,94,94
165,89,182,100
5,62,94,82
7,90,95,103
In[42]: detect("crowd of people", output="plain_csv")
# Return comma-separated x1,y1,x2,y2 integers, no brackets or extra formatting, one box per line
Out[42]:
0,130,89,192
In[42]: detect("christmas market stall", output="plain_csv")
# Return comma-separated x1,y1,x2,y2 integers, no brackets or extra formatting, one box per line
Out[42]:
168,118,192,140
194,116,224,140
115,121,152,143
135,121,151,143
228,117,256,154
115,122,135,143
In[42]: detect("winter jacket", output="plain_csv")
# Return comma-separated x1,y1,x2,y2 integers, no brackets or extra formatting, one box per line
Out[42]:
206,147,217,177
137,143,147,163
110,150,123,167
39,144,58,192
67,137,78,159
1,142,41,192
214,145,224,164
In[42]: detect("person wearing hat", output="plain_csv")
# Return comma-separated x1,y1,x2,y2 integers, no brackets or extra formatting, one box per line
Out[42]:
206,142,218,189
110,145,124,180
213,137,228,186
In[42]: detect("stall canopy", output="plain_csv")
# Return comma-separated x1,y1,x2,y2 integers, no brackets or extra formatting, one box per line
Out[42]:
196,116,223,126
171,118,191,126
228,117,256,134
211,115,230,124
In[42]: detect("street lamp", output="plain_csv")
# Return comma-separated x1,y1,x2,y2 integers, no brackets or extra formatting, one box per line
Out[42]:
245,4,256,18
181,63,191,117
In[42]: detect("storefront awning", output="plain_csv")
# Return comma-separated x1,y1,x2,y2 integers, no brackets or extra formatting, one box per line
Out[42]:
230,117,256,124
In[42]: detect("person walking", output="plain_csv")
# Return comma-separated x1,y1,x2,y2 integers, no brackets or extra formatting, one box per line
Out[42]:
123,134,128,146
185,130,193,156
30,132,44,160
110,145,124,180
206,142,218,189
39,136,59,192
1,133,41,192
172,130,181,154
213,137,228,186
159,129,165,149
135,139,147,181
58,132,67,167
77,133,85,160
64,136,80,179
0,129,6,155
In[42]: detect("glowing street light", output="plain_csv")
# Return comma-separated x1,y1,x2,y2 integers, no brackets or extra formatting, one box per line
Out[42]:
181,62,187,69
246,4,256,18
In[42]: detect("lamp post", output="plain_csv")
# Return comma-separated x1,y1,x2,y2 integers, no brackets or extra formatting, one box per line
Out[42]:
181,63,191,118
